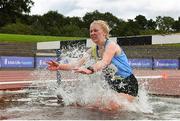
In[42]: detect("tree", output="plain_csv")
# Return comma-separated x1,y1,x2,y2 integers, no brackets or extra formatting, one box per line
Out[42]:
82,10,121,37
112,21,127,36
0,22,33,34
116,19,140,36
147,19,156,30
26,15,46,35
62,24,88,37
156,16,175,33
66,16,83,28
103,12,122,36
172,17,180,32
0,0,34,27
82,10,104,29
65,17,88,37
135,15,148,30
41,11,67,35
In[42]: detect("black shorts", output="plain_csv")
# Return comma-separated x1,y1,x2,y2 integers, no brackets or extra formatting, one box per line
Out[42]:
105,74,138,97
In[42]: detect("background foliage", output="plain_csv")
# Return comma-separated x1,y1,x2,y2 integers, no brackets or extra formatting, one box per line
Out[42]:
0,0,180,37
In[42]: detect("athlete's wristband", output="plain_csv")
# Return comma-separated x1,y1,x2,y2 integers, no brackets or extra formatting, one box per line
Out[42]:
87,66,94,73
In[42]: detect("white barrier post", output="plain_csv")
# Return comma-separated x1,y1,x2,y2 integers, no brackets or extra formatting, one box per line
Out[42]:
55,49,62,85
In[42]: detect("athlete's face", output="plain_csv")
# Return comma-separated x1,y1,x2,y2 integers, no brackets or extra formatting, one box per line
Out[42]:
90,24,106,44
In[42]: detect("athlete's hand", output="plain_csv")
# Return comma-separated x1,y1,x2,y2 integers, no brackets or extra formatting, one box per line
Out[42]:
47,60,60,71
73,67,93,74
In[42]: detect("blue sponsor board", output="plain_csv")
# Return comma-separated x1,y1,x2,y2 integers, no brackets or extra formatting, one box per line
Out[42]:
128,59,153,68
154,59,179,69
0,57,1,68
36,57,56,68
1,56,34,68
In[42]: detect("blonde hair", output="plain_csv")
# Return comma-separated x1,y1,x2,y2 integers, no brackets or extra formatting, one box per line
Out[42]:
90,20,111,39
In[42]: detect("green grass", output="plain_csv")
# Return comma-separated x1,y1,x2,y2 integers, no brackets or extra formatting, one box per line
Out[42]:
0,33,86,42
163,43,180,47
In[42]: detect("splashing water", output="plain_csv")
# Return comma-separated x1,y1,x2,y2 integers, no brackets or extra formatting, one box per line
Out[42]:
30,44,153,113
54,71,153,113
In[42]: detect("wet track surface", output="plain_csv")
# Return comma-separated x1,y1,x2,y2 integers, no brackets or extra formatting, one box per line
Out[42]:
0,69,180,120
0,89,180,120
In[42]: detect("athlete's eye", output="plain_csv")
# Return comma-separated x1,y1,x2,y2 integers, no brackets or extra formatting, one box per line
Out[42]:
90,29,99,33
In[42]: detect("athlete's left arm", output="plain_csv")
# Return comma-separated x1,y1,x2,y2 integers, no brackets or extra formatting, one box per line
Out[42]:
92,42,119,72
74,43,120,74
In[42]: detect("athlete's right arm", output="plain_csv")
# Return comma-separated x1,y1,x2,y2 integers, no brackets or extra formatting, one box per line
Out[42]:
47,60,72,71
47,48,92,71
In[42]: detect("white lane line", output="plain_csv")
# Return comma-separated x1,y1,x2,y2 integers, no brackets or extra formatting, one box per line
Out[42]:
136,75,163,79
0,79,77,85
0,75,166,85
